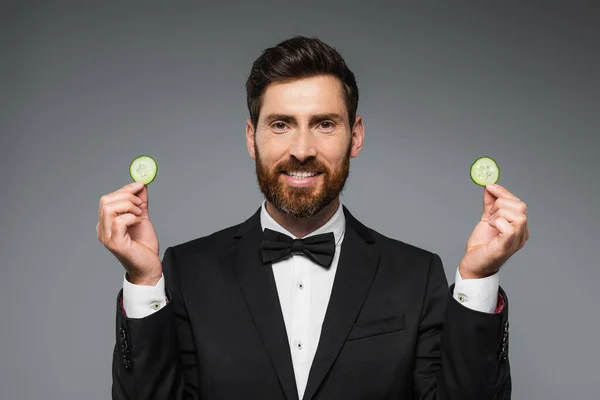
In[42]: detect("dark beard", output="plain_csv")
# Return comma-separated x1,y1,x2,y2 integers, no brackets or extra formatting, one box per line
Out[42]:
254,142,351,219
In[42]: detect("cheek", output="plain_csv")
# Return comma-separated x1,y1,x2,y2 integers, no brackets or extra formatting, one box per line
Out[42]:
256,136,287,161
319,137,350,161
323,152,347,169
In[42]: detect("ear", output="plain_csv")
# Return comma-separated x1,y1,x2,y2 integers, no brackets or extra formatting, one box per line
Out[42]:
245,118,256,160
349,115,364,158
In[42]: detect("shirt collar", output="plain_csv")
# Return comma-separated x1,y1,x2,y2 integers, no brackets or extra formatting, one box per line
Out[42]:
259,200,346,246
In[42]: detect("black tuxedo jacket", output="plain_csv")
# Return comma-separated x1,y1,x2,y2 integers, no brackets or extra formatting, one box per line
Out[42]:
112,206,511,399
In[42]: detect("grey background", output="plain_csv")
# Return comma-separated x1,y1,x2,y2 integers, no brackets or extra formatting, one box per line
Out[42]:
1,1,599,399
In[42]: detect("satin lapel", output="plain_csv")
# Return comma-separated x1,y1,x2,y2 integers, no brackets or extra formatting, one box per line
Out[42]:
230,208,299,400
302,207,381,400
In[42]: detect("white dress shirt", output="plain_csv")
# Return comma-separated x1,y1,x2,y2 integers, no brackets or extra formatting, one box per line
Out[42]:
122,200,500,400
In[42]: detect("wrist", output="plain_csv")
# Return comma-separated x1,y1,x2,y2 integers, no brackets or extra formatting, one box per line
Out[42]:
126,271,162,286
458,265,496,280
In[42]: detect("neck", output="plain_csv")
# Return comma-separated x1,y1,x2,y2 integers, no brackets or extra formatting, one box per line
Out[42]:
265,198,340,239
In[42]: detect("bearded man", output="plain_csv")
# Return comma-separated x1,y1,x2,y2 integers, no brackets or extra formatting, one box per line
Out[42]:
99,35,528,400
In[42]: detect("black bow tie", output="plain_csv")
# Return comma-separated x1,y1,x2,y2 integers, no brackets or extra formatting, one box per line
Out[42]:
260,228,336,269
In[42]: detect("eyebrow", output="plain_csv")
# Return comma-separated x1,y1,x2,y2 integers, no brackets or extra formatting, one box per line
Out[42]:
263,113,345,125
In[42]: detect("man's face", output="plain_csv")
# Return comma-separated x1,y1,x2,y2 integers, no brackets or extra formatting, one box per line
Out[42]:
246,75,364,219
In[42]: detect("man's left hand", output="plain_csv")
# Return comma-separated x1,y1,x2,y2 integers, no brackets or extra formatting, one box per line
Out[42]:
459,183,530,280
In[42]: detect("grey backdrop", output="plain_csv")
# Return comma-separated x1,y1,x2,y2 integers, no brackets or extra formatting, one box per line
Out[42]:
1,1,599,399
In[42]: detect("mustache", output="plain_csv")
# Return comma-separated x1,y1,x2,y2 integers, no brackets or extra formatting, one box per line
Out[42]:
276,158,326,173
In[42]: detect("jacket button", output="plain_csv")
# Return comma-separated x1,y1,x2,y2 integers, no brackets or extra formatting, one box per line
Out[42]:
120,328,126,339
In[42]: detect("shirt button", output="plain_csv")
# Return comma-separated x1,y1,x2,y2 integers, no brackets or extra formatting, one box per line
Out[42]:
296,341,303,350
457,293,467,303
297,282,304,290
149,301,162,310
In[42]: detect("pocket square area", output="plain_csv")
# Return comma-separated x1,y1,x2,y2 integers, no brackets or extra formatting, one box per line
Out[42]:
347,314,406,341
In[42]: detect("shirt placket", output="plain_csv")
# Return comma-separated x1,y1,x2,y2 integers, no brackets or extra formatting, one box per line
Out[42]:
290,255,311,394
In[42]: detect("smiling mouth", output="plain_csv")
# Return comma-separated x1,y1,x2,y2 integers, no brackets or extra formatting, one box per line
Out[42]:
282,171,322,178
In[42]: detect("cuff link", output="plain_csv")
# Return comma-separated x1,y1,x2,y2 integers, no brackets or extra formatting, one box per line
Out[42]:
149,301,162,311
456,293,468,303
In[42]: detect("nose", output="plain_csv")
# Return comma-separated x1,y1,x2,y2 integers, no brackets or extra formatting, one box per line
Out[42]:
289,129,317,162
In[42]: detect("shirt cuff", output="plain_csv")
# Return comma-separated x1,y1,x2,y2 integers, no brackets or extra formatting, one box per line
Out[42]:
122,273,168,319
452,267,499,314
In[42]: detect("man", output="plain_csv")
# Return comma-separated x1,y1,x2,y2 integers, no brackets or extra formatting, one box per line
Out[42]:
97,36,529,399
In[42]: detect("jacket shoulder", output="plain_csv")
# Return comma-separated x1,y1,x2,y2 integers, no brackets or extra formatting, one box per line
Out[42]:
364,227,445,284
344,205,438,261
354,214,438,260
168,221,242,256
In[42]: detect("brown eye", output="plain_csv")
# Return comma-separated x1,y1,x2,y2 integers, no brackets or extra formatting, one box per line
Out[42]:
319,121,335,131
272,122,287,131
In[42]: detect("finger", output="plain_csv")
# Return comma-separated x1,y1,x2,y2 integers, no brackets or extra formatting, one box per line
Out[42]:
489,207,527,225
99,191,143,222
101,200,143,242
115,184,149,216
136,185,149,217
102,200,143,218
519,225,530,249
485,184,521,202
491,217,518,249
489,198,527,216
101,191,143,208
111,213,142,243
490,209,528,249
482,186,497,216
117,181,145,194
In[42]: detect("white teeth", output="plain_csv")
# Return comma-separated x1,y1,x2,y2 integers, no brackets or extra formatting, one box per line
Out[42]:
287,171,318,178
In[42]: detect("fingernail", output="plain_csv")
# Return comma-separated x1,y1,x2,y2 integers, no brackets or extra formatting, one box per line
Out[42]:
486,183,497,189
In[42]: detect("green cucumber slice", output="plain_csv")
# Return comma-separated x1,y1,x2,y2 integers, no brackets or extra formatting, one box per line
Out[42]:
129,155,158,185
470,156,500,186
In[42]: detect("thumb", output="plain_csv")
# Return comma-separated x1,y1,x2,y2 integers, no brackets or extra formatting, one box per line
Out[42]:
137,184,149,216
481,185,497,218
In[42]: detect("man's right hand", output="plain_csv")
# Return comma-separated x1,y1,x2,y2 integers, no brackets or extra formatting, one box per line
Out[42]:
97,181,162,286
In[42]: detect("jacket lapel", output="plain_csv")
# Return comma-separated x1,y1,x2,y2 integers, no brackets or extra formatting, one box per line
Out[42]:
302,206,381,400
230,208,299,400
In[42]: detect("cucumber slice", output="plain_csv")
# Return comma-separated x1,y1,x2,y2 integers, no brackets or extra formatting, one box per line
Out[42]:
470,156,500,186
129,155,158,185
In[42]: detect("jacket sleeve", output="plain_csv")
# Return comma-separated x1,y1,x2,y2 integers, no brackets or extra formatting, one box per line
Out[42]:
413,252,512,400
112,246,200,399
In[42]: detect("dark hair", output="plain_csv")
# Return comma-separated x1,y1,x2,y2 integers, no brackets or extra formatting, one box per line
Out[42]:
246,35,359,131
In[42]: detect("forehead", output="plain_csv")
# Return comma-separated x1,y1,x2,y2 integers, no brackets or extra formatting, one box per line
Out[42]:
259,75,347,120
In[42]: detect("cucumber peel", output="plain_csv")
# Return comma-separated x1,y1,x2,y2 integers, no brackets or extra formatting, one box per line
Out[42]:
129,155,158,185
470,156,500,187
